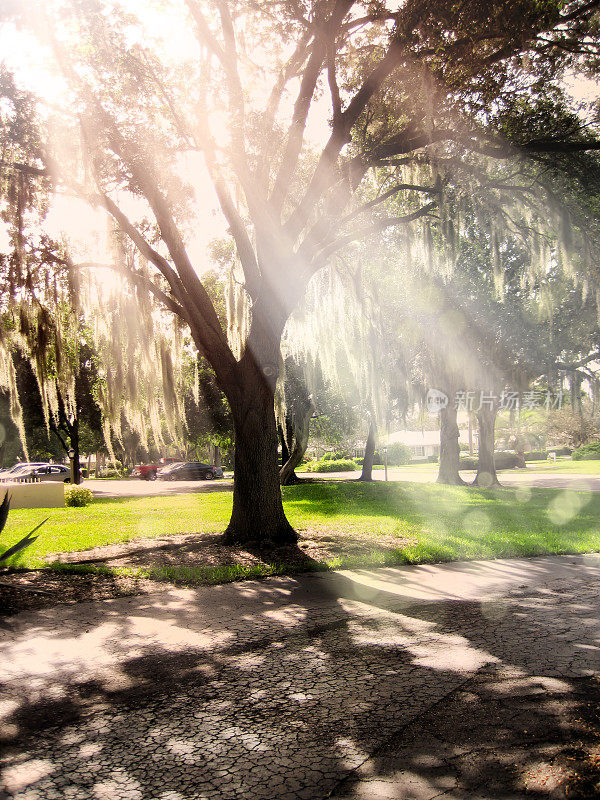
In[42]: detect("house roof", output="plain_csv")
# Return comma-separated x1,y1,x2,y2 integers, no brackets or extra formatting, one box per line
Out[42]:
376,428,474,448
385,430,440,447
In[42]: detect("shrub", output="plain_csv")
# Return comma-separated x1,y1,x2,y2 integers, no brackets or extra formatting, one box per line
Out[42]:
99,468,120,478
524,451,547,461
386,442,412,466
572,442,600,461
0,493,44,563
427,454,439,463
459,452,521,470
554,446,573,456
494,452,521,469
65,486,94,507
305,459,358,473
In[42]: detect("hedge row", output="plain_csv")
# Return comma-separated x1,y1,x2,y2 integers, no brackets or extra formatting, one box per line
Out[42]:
572,442,600,461
460,452,522,470
305,459,359,473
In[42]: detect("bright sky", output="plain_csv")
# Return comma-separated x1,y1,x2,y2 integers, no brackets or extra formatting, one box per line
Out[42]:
0,7,226,272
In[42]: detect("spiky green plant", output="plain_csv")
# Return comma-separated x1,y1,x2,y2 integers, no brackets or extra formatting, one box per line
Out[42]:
0,493,46,565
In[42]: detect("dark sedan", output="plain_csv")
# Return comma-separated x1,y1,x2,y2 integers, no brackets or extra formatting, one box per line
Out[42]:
157,462,222,481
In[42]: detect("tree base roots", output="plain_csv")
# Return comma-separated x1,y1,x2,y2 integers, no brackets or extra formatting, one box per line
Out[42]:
221,521,299,548
436,475,468,486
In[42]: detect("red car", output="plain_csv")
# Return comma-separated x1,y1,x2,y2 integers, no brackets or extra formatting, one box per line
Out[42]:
132,458,178,481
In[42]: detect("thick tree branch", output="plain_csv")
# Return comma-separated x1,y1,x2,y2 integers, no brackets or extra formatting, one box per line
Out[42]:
185,0,245,153
0,160,48,177
211,178,261,299
327,43,342,124
270,0,355,213
75,261,186,319
297,181,438,260
556,352,600,370
521,138,600,153
258,31,313,189
193,95,262,298
269,39,327,211
94,192,189,307
339,182,439,225
284,37,405,239
316,200,437,262
558,0,600,25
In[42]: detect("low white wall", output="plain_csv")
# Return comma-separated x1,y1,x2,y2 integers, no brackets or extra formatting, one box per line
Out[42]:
0,482,65,509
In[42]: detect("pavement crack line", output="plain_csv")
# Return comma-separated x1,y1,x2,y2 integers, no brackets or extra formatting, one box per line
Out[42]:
323,672,476,799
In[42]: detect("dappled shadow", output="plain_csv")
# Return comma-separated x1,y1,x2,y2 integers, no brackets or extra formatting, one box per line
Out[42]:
330,671,600,799
56,530,412,571
1,554,600,798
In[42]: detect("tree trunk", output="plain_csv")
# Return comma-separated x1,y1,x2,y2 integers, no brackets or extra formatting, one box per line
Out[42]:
437,403,465,485
359,422,376,482
278,424,290,467
280,406,312,486
279,392,314,486
187,281,301,546
474,405,500,487
213,445,222,469
223,371,297,546
71,417,81,485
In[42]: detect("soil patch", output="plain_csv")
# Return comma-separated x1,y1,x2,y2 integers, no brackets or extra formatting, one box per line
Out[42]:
0,570,159,617
2,529,413,617
46,527,412,570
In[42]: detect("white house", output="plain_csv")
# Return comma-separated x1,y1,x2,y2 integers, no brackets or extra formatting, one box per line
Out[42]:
356,427,476,462
386,430,440,459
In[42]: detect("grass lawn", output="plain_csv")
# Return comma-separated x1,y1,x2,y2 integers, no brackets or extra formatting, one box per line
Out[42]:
353,458,600,476
521,459,600,474
1,482,599,586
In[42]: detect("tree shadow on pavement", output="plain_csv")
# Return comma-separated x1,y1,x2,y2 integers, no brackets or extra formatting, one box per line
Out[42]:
1,556,600,799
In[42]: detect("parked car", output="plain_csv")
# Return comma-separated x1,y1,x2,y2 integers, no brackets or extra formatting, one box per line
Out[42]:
132,463,159,481
15,464,71,482
157,461,222,481
132,458,179,481
0,462,50,478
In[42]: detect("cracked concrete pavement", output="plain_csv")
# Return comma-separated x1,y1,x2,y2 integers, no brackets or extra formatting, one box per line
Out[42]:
1,554,600,799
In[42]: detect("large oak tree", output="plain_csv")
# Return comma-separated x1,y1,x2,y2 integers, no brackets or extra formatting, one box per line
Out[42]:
4,0,600,543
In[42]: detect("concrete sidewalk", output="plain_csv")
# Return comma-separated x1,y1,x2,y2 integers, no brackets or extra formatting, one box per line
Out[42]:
300,468,600,493
2,554,600,799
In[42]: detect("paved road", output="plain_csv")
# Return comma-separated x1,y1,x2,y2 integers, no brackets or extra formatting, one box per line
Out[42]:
83,469,600,498
1,554,600,799
82,476,234,498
